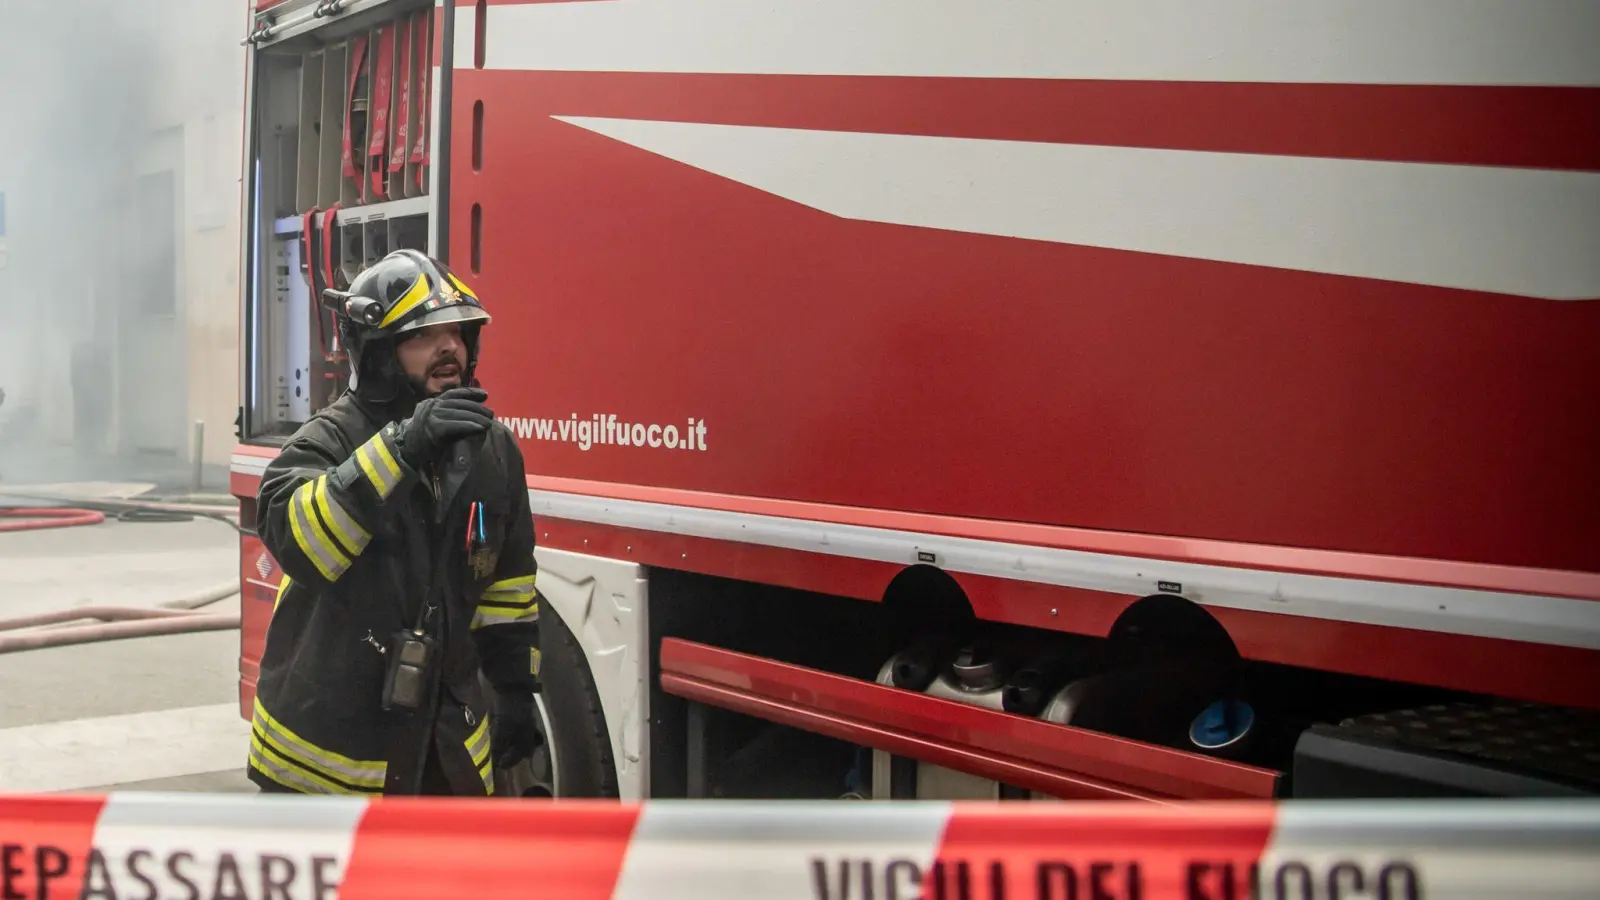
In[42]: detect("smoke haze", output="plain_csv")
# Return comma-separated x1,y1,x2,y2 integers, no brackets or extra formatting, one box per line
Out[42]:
0,0,244,490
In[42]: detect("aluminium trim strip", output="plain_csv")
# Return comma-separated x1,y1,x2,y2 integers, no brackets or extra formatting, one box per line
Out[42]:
526,488,1600,651
234,454,270,476
229,453,1600,649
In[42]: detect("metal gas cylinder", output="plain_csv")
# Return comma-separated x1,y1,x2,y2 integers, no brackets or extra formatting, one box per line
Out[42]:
871,641,1020,799
1033,659,1254,798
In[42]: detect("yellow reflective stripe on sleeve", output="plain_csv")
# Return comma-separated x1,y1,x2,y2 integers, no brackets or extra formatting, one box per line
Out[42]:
479,758,494,795
372,433,402,482
470,601,539,631
296,481,354,568
473,575,539,630
313,476,371,557
478,577,537,611
354,446,385,497
484,574,536,594
288,486,351,581
273,575,292,612
252,698,387,790
531,646,542,677
355,435,403,500
465,715,491,769
476,600,539,619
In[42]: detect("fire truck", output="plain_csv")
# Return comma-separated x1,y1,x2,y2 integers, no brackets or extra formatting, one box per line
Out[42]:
231,0,1600,801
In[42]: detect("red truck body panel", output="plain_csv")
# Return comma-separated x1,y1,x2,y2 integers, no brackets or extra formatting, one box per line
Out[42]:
456,68,1599,573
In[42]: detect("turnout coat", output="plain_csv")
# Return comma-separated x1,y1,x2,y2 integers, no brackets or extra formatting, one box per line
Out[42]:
247,391,541,795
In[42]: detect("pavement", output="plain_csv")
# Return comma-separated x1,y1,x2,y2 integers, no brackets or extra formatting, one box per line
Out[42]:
0,488,254,795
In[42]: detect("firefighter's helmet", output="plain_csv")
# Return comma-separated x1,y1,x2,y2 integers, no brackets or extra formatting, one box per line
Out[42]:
323,250,491,392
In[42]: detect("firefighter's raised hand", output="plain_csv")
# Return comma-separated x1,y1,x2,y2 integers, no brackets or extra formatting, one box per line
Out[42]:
396,387,495,467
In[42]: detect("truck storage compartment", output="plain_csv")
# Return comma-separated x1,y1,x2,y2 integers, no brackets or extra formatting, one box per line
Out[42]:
662,638,1281,801
867,639,1256,800
244,2,433,441
640,568,1599,801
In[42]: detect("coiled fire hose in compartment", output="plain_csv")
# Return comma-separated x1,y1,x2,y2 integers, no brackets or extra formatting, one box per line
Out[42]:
0,583,241,655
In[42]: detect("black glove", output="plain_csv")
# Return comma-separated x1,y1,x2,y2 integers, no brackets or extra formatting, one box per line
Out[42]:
395,387,494,469
491,690,543,768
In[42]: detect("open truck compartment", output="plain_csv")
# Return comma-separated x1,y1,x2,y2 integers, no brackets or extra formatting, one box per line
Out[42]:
243,0,435,441
638,570,1600,801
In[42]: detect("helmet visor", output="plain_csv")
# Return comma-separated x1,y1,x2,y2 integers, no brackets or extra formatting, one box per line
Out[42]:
393,304,492,335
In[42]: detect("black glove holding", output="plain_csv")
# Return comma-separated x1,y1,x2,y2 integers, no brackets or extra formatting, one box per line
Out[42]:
491,690,544,768
395,387,494,469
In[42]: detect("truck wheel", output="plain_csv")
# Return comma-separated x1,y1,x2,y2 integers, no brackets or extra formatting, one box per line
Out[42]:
480,598,611,794
489,604,620,799
486,598,617,794
538,602,621,797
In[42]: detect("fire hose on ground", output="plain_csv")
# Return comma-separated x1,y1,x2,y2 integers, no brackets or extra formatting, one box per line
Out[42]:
0,583,242,655
0,493,245,651
0,507,108,532
0,493,243,533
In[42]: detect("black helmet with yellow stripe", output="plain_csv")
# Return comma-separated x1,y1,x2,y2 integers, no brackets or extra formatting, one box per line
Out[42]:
323,250,492,396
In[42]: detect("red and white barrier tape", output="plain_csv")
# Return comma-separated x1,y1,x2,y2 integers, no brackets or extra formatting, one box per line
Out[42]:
0,796,1595,899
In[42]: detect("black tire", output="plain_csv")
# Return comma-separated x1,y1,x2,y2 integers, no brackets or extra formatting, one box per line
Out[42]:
537,602,621,798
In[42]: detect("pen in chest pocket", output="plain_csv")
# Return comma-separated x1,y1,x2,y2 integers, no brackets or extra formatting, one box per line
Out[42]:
465,500,486,551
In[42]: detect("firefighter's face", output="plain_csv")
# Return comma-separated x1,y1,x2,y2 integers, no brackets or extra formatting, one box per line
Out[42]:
396,322,467,396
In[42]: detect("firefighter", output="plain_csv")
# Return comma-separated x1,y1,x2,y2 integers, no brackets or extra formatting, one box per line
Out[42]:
247,249,543,796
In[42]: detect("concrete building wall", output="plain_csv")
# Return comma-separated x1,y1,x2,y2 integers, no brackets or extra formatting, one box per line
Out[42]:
147,0,248,479
182,112,248,474
160,109,248,476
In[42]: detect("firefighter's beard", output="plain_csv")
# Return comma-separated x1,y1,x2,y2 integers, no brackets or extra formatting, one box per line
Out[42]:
408,353,464,397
